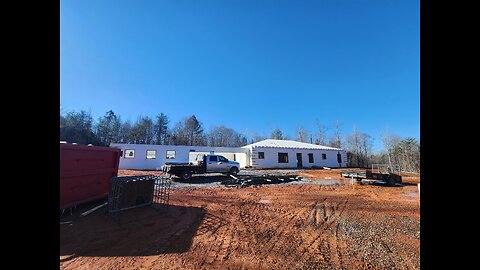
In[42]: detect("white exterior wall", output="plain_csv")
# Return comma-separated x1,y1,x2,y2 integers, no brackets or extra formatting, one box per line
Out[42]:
248,146,347,169
110,143,250,170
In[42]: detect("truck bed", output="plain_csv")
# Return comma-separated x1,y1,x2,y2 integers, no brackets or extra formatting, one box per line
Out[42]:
161,163,205,175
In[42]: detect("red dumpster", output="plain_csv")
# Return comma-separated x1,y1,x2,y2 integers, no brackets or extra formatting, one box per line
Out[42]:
60,143,121,210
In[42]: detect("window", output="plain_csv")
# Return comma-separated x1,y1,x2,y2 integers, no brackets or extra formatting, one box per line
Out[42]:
125,149,135,159
233,154,236,161
166,150,176,159
219,156,228,162
322,154,327,160
120,150,123,157
278,153,289,163
337,153,342,163
308,153,314,163
190,149,195,152
146,150,156,159
258,152,265,159
210,155,218,162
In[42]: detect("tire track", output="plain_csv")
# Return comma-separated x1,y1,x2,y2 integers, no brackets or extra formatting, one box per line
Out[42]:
199,222,224,267
258,206,305,268
299,198,349,268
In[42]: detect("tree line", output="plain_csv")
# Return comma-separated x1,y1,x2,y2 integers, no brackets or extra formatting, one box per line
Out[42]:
60,110,420,172
60,110,248,148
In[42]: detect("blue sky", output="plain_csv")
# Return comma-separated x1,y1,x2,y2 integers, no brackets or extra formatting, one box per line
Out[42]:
60,0,419,152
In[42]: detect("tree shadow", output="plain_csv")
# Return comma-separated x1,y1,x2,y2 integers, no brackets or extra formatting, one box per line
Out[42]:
60,203,206,259
196,213,229,236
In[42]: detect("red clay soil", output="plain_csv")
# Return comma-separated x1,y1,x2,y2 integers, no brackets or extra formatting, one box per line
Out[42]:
118,169,166,176
60,170,420,270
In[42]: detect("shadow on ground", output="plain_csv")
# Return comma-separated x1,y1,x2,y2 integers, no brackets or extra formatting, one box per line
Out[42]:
60,203,206,259
401,182,419,186
172,175,231,184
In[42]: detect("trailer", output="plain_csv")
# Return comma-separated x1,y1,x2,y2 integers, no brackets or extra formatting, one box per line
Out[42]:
340,169,402,186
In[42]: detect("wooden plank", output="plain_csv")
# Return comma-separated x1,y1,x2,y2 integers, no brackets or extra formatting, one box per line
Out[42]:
81,202,108,217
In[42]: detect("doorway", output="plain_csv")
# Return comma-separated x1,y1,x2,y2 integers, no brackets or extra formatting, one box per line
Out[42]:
296,153,303,168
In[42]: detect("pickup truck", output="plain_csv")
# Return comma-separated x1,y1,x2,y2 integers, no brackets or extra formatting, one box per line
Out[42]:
161,154,240,180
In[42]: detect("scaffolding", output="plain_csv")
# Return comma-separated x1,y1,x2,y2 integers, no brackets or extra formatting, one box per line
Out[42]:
108,175,171,220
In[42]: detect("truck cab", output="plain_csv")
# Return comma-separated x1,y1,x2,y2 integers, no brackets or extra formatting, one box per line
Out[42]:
204,154,239,173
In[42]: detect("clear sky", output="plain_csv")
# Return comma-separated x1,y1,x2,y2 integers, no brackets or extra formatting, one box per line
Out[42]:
60,0,419,152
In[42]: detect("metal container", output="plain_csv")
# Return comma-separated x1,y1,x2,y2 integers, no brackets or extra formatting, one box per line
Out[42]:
60,143,121,210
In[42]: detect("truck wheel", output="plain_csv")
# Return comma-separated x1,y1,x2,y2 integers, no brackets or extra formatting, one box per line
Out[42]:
229,167,239,176
181,170,192,180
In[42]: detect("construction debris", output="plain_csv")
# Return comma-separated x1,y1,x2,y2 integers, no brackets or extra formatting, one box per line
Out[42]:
222,174,302,188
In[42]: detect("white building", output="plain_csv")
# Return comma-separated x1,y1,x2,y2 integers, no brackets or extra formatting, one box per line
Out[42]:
110,139,347,170
242,139,347,169
109,143,250,170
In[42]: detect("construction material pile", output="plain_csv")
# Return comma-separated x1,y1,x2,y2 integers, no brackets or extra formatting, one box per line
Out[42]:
222,174,302,188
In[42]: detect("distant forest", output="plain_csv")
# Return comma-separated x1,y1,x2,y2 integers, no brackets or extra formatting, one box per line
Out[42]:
60,109,420,172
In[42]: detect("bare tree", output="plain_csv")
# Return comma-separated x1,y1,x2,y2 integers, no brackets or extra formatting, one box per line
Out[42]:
377,130,419,172
392,137,420,172
380,128,402,170
360,132,374,166
314,119,328,145
328,120,343,148
346,126,374,167
208,125,248,147
296,125,307,143
249,131,267,144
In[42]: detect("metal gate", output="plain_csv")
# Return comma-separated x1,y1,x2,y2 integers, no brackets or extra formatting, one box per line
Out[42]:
108,175,171,220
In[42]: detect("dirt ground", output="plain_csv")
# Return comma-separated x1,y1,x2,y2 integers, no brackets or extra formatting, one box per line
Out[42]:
60,168,420,270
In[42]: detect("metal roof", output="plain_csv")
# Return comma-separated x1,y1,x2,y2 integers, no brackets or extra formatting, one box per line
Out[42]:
242,139,343,151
